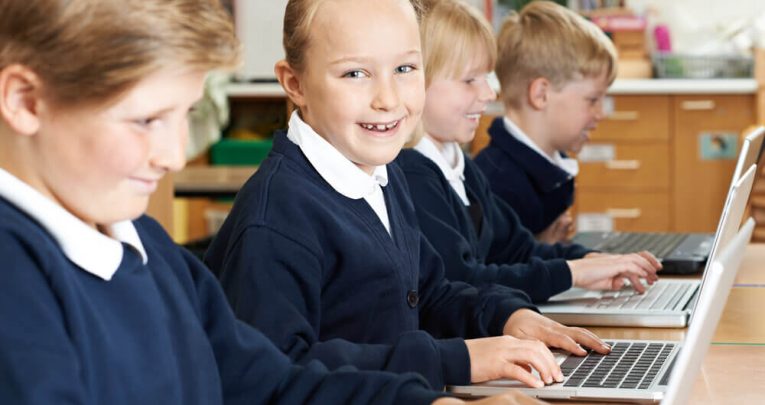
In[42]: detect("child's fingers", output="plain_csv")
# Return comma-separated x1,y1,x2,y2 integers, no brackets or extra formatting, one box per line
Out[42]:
506,341,561,385
501,362,545,388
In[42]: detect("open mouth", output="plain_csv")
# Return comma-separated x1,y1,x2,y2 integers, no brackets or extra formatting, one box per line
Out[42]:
359,119,401,134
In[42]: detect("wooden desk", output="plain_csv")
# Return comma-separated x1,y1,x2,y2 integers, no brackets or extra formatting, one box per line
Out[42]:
548,345,765,404
173,165,257,198
736,243,765,286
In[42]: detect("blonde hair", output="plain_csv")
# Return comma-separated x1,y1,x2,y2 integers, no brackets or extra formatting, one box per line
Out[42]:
0,0,240,108
496,1,617,109
283,0,423,73
420,0,496,85
406,0,496,147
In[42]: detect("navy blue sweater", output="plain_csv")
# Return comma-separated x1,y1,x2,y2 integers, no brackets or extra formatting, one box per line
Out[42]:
0,197,443,405
474,117,576,235
396,149,591,302
205,131,536,390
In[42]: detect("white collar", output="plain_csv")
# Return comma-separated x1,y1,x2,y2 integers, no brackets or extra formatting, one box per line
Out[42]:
414,137,470,206
414,137,466,183
0,168,148,280
286,110,388,199
502,116,579,176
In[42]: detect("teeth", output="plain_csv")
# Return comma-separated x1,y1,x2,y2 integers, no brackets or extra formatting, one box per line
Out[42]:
361,121,398,131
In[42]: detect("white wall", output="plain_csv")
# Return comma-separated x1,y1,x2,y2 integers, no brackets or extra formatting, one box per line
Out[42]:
628,0,765,53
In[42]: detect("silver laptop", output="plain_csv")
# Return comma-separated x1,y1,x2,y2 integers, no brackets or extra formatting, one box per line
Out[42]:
537,164,756,328
731,126,764,183
573,126,764,275
448,218,754,404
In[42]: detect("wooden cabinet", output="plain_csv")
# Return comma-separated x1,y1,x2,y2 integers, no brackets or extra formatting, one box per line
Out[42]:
577,93,755,233
672,95,756,231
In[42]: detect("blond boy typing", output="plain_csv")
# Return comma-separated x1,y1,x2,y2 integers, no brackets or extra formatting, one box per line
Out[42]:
474,1,617,243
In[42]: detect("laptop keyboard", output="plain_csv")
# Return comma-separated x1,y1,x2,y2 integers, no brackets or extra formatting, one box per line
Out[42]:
600,233,686,258
587,282,693,310
561,341,675,389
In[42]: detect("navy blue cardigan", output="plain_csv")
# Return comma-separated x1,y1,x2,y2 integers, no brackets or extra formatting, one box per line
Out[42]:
0,197,442,404
396,149,591,302
205,131,536,390
474,117,576,235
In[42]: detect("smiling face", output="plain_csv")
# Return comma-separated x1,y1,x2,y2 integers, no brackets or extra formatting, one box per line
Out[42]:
294,0,425,174
422,52,497,148
26,68,206,226
543,70,609,153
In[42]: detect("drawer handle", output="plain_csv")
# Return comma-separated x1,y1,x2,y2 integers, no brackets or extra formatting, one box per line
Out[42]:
605,160,641,170
606,208,642,219
608,111,639,121
681,100,716,111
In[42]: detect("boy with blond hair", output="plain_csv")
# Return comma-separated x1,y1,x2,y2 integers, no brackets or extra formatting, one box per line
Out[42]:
474,0,617,243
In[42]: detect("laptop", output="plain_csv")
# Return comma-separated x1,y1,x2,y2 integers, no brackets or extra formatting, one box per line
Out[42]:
537,164,756,328
572,126,763,275
448,218,754,403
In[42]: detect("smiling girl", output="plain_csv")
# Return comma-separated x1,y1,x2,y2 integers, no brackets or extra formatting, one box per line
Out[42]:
206,0,614,393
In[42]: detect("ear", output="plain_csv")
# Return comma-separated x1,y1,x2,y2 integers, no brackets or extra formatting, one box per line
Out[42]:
0,64,44,135
527,77,550,111
274,60,307,108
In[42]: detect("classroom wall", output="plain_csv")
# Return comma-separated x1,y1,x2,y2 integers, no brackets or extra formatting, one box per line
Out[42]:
628,0,765,53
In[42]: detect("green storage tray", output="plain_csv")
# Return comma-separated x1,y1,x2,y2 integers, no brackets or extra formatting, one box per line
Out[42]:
210,138,273,166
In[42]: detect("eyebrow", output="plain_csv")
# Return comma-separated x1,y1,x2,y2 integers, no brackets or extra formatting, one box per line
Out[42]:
329,49,421,65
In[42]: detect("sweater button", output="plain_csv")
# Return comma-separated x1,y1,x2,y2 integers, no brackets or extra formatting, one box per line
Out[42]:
406,290,419,308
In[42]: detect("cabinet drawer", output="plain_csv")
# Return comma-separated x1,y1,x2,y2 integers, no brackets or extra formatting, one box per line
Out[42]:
591,95,670,141
577,143,670,190
575,191,671,232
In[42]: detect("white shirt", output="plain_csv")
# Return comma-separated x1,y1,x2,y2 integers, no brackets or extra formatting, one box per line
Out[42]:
0,168,148,281
286,111,392,235
503,116,580,176
414,137,470,206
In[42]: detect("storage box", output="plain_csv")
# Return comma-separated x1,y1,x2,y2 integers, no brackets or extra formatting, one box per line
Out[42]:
210,138,273,166
653,54,754,79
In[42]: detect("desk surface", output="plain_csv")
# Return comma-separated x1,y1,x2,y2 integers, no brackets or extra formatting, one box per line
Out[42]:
736,243,765,286
173,165,256,197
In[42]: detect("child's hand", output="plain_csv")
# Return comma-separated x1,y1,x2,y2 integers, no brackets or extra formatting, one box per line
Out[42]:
432,391,547,404
464,335,561,387
567,251,661,293
502,309,610,357
536,213,573,243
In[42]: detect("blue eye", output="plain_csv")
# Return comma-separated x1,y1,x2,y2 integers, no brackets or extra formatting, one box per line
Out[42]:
396,65,416,74
342,70,367,79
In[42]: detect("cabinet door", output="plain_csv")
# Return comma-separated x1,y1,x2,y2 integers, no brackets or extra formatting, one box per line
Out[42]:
673,95,755,232
577,142,670,190
576,190,670,232
591,95,670,142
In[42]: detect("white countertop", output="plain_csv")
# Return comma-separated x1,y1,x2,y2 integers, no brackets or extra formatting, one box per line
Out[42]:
607,79,757,94
226,78,758,99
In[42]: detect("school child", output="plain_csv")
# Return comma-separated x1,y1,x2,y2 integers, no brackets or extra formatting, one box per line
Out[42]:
473,1,616,244
0,1,540,403
395,0,661,304
205,0,613,393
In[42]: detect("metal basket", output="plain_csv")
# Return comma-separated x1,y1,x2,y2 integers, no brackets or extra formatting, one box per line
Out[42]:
652,53,753,79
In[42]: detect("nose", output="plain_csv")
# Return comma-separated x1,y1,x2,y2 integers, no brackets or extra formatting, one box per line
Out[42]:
593,100,606,121
150,118,187,173
478,78,497,103
371,75,400,111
